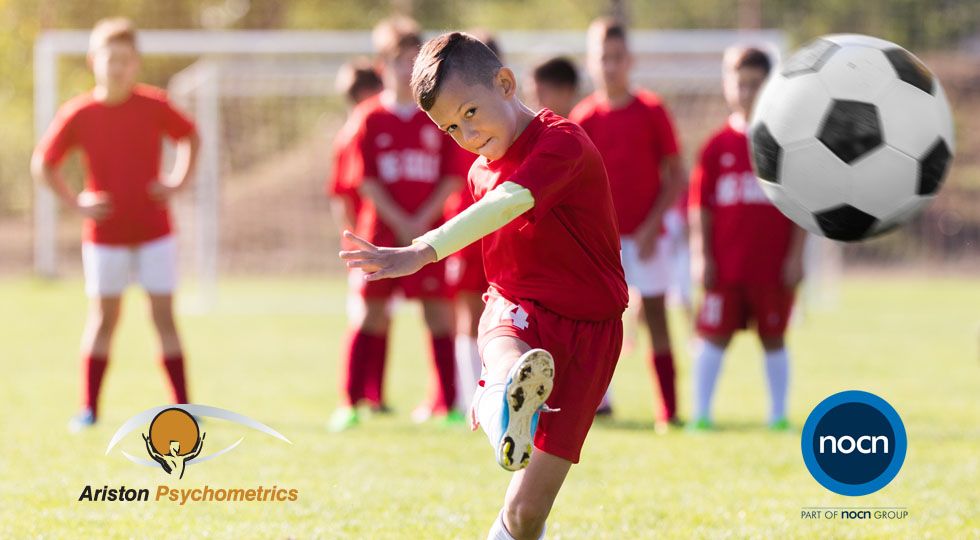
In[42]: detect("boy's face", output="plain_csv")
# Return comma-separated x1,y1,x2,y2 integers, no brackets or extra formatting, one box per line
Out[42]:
588,36,631,91
89,41,140,91
724,65,768,118
384,45,420,87
530,80,576,118
425,68,520,161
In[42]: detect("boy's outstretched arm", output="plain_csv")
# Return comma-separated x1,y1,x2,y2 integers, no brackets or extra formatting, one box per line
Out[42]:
340,181,534,280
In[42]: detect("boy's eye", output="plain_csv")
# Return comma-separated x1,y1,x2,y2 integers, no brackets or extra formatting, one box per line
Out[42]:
464,107,476,119
446,124,458,134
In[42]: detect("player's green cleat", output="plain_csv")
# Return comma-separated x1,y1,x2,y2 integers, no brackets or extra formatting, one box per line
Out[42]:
494,348,555,472
769,417,790,431
327,407,360,433
441,409,467,427
687,417,714,432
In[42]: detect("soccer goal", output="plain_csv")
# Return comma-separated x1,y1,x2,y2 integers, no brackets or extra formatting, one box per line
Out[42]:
34,28,837,312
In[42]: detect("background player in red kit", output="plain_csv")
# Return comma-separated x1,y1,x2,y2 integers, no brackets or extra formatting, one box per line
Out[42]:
328,17,463,432
327,57,383,239
688,46,806,431
342,32,628,540
570,18,687,429
326,57,387,413
31,18,199,432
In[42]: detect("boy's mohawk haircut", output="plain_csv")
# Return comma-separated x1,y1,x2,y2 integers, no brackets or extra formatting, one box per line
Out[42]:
411,32,503,112
89,17,137,53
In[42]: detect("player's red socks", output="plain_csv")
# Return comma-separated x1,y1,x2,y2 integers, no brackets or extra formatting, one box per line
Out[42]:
429,335,457,413
162,354,189,404
363,333,388,405
82,354,109,418
652,352,677,421
344,330,387,406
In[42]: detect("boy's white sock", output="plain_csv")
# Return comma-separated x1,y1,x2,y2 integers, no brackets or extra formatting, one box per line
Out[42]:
455,335,482,412
764,347,790,422
476,380,507,447
487,510,547,540
694,340,725,421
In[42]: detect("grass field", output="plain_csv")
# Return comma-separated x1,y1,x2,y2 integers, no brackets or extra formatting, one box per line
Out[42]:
1,275,977,539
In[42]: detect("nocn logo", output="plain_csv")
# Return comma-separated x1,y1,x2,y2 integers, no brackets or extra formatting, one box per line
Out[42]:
802,391,907,496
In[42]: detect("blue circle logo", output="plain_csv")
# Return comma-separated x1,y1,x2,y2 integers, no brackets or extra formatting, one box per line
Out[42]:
801,390,907,496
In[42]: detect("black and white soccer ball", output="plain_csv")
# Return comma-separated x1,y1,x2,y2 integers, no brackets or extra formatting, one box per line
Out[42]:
748,34,955,242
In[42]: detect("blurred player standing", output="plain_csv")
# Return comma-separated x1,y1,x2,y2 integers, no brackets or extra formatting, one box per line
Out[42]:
570,18,687,429
689,46,806,431
326,58,387,412
328,17,462,432
31,18,199,431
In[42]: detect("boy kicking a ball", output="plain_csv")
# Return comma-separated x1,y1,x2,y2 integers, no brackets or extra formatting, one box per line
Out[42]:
341,32,627,539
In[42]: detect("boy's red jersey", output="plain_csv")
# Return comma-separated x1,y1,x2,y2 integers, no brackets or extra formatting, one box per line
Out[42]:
37,84,196,245
349,95,459,246
569,89,680,235
689,116,795,286
469,109,628,321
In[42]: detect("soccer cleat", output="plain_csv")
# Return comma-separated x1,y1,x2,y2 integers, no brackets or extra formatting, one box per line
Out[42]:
686,417,715,433
327,407,360,433
68,408,96,433
495,349,555,472
654,416,685,434
769,417,790,431
441,409,467,427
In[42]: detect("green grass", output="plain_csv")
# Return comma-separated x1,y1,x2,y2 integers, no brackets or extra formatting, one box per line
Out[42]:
1,276,978,539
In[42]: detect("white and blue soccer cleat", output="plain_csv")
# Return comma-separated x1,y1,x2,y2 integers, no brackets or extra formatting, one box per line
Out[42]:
494,349,555,471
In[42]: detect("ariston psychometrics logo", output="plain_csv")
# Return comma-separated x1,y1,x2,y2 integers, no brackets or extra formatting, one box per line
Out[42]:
106,404,291,478
801,391,907,496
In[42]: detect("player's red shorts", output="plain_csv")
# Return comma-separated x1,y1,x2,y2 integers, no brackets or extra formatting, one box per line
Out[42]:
477,288,623,463
446,243,488,295
356,259,452,299
696,284,795,338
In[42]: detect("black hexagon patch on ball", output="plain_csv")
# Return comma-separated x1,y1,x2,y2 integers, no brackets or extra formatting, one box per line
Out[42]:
750,123,782,183
918,139,952,195
814,204,878,242
782,38,840,77
884,49,934,95
818,101,883,164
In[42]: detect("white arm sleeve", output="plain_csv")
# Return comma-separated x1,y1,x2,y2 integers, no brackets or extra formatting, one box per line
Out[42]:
414,181,534,261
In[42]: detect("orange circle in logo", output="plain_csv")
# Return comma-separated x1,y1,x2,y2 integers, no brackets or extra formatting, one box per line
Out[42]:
149,408,199,456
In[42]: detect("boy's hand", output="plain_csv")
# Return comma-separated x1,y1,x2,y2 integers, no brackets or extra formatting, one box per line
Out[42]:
148,181,181,202
76,191,112,221
782,255,804,288
339,231,437,281
634,217,662,260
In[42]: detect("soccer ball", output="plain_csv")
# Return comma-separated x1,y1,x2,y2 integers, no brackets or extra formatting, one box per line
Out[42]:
748,34,955,241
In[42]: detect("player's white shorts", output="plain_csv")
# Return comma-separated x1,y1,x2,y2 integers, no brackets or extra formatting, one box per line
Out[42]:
620,234,672,298
81,235,177,297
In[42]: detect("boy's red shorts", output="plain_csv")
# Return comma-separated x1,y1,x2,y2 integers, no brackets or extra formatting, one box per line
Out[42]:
446,243,488,295
477,289,623,464
356,259,452,299
696,284,795,338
